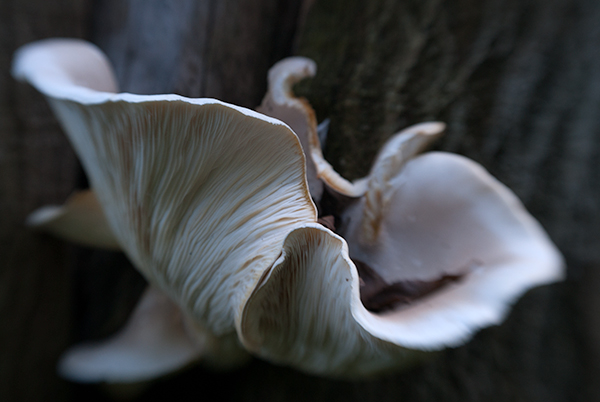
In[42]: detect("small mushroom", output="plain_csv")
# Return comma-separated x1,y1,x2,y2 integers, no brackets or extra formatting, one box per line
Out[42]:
238,58,565,374
26,190,120,250
58,286,206,382
12,39,564,381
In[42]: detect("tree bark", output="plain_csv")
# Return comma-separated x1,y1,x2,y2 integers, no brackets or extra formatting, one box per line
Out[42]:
0,2,92,401
2,0,598,401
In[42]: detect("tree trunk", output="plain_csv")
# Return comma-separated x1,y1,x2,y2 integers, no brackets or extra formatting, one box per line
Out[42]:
2,0,598,401
1,2,91,401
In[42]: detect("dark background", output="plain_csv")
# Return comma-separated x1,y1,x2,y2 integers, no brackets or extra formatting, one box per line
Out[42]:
1,0,598,400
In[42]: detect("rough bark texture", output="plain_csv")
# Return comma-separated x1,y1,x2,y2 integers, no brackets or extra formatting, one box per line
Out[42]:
2,0,598,401
0,2,91,401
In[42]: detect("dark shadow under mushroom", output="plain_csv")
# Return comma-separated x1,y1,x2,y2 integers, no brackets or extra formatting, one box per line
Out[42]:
352,259,465,313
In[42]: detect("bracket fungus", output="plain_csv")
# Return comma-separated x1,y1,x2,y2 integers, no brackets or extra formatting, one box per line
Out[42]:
13,38,564,382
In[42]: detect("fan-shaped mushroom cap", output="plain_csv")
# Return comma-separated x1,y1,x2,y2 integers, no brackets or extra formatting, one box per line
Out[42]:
13,38,317,336
240,151,563,376
13,39,564,380
241,57,564,376
240,224,425,377
343,151,563,346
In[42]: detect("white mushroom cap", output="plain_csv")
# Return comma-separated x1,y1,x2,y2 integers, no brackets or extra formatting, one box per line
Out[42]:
26,190,120,249
240,150,564,374
241,57,564,376
257,57,325,201
343,151,564,348
13,40,565,380
59,287,207,383
12,38,119,101
59,286,250,383
240,224,426,377
257,57,369,200
13,38,317,336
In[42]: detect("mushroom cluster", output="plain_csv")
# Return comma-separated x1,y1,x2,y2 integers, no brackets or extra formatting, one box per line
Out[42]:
12,39,564,382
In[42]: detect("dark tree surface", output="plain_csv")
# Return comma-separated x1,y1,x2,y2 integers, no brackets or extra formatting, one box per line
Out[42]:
1,2,91,401
1,0,598,401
